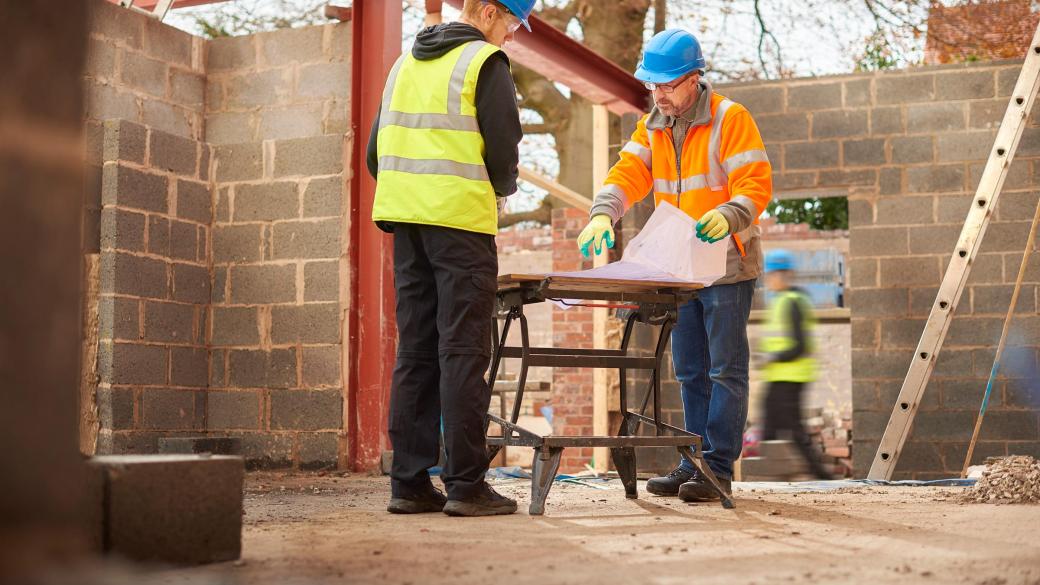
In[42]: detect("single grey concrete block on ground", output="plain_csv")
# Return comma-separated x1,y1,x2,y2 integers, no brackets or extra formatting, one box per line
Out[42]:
158,437,243,455
90,454,244,565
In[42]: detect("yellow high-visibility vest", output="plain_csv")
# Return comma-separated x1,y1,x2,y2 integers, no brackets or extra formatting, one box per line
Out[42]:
760,290,818,383
372,41,502,235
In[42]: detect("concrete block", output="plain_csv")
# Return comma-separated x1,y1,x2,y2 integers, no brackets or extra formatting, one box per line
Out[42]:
260,25,323,67
843,138,885,166
908,223,962,255
210,348,226,387
208,34,256,70
211,306,260,346
100,251,168,299
100,208,145,252
774,172,817,191
170,68,205,108
234,433,293,469
149,129,197,176
1005,378,1040,409
844,78,872,107
1017,127,1040,157
207,391,261,429
171,346,208,388
158,437,243,455
788,82,842,111
968,99,1006,130
216,186,231,221
119,50,168,98
297,62,351,99
142,100,193,139
846,288,909,318
935,70,994,101
911,411,976,441
106,342,167,385
102,163,168,213
172,262,210,304
784,141,839,170
869,106,903,135
226,69,290,109
324,98,351,134
907,102,966,133
880,318,926,348
847,197,873,226
847,257,877,288
144,300,195,343
851,317,878,349
98,386,135,430
941,441,1007,469
99,296,140,341
273,135,343,177
142,18,193,68
303,175,343,217
141,388,198,429
200,144,211,181
176,179,212,224
719,85,783,115
89,0,144,48
973,161,1032,197
876,195,934,225
234,182,299,221
852,348,913,380
849,226,908,256
228,348,297,388
271,303,340,344
817,168,877,188
880,256,941,287
259,104,324,141
212,266,228,303
270,389,342,431
304,260,338,302
170,220,198,261
880,379,939,413
207,78,224,111
272,219,340,259
89,454,243,564
909,286,941,317
147,216,170,256
811,110,867,139
102,119,146,164
214,224,263,264
86,82,140,123
877,73,934,104
907,165,965,194
935,193,974,224
936,131,997,163
205,112,256,145
298,432,339,469
302,345,341,387
940,378,991,410
229,263,296,304
852,380,879,410
893,441,944,473
945,315,1005,347
997,66,1019,97
755,113,808,143
890,135,933,164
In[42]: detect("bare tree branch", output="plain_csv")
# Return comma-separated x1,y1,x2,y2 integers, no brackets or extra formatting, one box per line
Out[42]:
499,198,553,227
752,0,784,78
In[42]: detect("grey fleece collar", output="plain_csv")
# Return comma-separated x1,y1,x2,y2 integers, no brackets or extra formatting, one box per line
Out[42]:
645,79,714,131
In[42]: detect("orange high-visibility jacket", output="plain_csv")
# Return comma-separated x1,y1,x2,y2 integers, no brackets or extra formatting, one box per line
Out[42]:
590,82,773,285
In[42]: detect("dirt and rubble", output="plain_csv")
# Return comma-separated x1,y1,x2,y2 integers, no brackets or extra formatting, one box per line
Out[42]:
966,455,1040,504
122,470,1040,585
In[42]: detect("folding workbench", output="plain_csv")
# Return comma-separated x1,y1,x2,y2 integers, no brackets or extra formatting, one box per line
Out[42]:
487,274,735,514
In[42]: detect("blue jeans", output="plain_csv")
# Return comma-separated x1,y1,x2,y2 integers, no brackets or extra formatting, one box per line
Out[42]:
673,279,755,480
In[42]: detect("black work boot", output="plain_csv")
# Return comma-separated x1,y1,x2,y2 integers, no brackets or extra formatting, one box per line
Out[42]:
442,483,517,517
677,470,732,502
645,466,696,496
387,485,448,514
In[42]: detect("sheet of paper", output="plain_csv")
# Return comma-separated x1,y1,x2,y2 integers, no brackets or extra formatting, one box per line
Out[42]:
549,201,728,285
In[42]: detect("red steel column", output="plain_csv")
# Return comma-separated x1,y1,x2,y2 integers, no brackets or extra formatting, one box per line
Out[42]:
349,0,401,471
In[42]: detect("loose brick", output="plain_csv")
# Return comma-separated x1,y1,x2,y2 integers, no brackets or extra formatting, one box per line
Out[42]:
150,129,197,176
234,182,299,222
102,164,169,213
908,223,962,255
869,106,903,135
171,346,208,388
271,303,339,344
211,306,260,346
788,82,842,111
120,51,168,98
880,256,941,287
107,342,168,385
100,252,168,299
890,136,933,164
208,34,256,70
270,389,342,431
103,119,147,164
935,70,994,101
303,175,343,217
849,226,908,255
302,345,341,387
877,74,934,104
719,85,783,115
784,141,839,170
906,165,964,194
273,135,343,177
843,138,885,166
298,432,339,469
213,143,263,182
226,69,290,109
172,262,210,304
260,26,323,67
228,348,297,388
936,131,997,163
100,208,146,252
259,104,324,141
214,224,263,264
812,110,867,139
207,391,261,430
144,301,195,343
229,264,296,304
206,112,256,146
304,260,338,302
272,219,340,259
297,62,351,100
170,220,198,261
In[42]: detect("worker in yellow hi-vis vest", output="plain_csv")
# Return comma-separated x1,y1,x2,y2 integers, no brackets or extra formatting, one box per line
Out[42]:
760,249,831,480
366,0,535,517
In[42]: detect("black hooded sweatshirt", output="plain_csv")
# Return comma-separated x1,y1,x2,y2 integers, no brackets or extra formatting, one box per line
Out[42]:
366,23,522,209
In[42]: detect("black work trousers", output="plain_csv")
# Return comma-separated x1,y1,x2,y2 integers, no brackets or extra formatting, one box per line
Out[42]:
762,381,831,480
388,223,498,500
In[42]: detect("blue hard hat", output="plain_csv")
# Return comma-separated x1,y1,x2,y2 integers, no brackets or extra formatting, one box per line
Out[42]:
635,29,706,83
765,249,796,273
497,0,535,32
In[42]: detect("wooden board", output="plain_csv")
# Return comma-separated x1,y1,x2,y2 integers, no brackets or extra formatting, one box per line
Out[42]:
498,273,704,293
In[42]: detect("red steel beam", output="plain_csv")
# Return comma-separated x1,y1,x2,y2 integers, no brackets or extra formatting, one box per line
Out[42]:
349,0,401,472
441,0,647,116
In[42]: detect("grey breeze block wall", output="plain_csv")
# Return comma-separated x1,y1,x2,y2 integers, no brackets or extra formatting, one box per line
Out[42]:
622,60,1039,479
84,0,351,469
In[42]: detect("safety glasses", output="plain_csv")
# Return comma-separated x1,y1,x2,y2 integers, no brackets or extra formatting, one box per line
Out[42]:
497,6,523,33
644,74,692,94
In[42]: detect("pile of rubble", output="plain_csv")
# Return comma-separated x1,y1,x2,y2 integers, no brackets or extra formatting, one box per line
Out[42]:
965,455,1040,504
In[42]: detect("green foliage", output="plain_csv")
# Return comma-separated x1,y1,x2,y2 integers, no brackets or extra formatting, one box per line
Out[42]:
854,31,899,72
766,197,848,231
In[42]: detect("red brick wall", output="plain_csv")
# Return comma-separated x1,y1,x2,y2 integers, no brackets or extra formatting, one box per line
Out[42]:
925,0,1038,65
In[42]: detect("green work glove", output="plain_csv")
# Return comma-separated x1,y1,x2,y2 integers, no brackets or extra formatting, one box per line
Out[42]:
696,209,729,243
577,214,615,258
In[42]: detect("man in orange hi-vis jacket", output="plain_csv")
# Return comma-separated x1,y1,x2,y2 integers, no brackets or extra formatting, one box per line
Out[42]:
577,28,772,503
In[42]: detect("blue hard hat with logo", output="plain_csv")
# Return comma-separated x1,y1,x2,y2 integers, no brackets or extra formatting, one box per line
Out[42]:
635,28,706,83
765,249,796,273
497,0,535,32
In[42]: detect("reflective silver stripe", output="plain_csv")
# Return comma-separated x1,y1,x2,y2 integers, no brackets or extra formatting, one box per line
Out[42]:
733,194,762,215
621,141,652,169
380,111,480,132
599,183,628,199
378,155,489,182
654,178,678,194
447,41,490,115
707,98,734,190
378,55,407,130
680,174,709,191
722,149,769,174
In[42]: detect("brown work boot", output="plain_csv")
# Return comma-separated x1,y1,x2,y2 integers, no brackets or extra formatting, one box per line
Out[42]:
677,471,732,502
442,483,517,517
387,485,448,514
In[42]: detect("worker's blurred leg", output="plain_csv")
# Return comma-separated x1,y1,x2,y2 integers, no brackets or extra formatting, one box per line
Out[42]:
389,224,444,505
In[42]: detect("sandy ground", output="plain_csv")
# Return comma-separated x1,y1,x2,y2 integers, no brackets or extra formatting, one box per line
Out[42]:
138,472,1040,585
